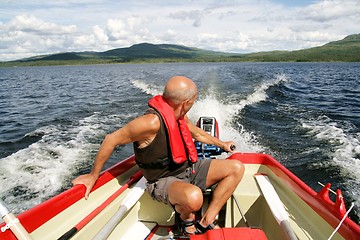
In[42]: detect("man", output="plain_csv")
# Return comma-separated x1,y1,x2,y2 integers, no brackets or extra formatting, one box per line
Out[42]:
72,76,244,234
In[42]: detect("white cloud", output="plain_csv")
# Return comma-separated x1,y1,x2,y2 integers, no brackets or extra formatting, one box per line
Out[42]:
8,14,77,35
93,25,108,43
98,16,158,47
0,0,359,61
168,9,208,27
0,15,77,59
106,18,129,40
300,0,360,22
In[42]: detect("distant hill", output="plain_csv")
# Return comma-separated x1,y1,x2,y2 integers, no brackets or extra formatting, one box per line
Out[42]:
99,43,229,59
1,34,359,66
5,43,232,66
243,34,360,62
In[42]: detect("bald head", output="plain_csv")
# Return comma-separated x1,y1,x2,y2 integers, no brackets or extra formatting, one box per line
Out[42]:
163,76,197,105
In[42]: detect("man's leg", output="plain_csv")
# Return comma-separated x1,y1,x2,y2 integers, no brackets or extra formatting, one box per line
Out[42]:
199,159,244,227
168,181,203,233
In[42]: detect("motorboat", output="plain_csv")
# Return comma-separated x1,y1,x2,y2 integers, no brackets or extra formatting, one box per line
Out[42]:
1,117,360,240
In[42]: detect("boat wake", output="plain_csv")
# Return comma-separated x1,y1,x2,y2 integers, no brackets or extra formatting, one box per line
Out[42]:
302,115,360,213
0,113,129,215
131,75,288,153
131,79,162,96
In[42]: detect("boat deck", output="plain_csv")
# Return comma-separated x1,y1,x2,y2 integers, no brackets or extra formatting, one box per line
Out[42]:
51,163,343,240
5,154,355,240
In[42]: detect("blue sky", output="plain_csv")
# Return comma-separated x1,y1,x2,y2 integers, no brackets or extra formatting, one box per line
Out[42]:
0,0,359,61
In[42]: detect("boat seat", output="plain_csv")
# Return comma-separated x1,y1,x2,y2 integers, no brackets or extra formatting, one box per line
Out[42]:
189,227,268,240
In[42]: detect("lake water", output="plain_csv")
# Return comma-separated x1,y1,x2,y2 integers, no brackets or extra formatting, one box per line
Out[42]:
0,62,359,223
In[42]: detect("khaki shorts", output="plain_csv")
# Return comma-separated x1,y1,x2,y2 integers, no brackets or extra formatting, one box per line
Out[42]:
146,159,212,205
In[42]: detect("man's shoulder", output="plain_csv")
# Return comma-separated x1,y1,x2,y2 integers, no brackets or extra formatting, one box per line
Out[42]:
138,112,161,131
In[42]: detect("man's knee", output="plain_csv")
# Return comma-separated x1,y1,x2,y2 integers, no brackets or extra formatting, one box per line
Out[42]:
169,182,203,211
183,186,203,211
229,160,244,180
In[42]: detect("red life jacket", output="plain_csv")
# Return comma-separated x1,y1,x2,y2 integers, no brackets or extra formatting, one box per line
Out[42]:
148,95,198,164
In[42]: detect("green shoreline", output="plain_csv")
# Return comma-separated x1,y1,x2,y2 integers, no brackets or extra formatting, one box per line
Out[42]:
1,34,359,67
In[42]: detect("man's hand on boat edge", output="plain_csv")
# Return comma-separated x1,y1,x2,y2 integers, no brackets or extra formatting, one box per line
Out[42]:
72,173,98,200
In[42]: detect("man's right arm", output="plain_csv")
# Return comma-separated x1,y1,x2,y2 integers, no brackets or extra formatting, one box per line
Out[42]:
72,113,160,199
71,133,118,199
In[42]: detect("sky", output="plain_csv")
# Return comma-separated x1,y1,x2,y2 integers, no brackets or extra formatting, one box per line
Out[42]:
0,0,359,61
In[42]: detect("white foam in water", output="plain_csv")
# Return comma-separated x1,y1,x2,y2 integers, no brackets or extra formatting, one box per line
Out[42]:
130,77,289,153
188,95,263,153
130,76,289,153
131,79,163,96
0,113,112,214
302,115,360,209
227,73,289,114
